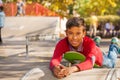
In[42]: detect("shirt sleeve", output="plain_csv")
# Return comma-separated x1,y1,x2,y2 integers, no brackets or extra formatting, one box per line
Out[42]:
49,41,65,70
76,40,97,71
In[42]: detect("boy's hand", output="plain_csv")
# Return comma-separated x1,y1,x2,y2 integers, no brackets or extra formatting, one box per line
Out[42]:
52,65,79,78
68,66,79,73
52,65,70,78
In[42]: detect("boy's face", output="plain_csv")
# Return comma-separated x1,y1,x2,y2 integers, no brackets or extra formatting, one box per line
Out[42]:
66,26,86,49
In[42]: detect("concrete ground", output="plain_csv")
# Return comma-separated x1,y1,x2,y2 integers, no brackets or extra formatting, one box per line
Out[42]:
0,38,120,80
0,17,120,80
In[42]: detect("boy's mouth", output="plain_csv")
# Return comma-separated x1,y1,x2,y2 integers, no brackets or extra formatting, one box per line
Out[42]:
71,41,79,45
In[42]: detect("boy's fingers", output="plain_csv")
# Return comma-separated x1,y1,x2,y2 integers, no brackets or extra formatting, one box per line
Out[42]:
58,69,65,75
64,68,70,76
58,68,70,76
59,64,66,69
55,74,65,79
53,65,71,78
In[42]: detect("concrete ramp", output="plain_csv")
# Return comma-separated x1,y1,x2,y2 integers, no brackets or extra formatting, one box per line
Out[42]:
21,66,120,80
21,59,120,80
2,17,60,39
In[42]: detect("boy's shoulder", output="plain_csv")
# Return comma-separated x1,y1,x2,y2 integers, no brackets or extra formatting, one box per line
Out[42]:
57,37,68,46
83,36,95,45
59,37,68,43
55,37,69,50
84,36,93,41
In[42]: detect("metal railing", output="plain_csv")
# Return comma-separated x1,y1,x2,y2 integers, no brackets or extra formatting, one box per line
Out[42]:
25,34,59,59
105,68,120,80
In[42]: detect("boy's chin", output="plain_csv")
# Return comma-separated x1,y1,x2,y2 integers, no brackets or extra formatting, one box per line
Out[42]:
72,45,79,48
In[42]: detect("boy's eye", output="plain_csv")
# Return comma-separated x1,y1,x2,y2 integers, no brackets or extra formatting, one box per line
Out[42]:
76,32,81,35
68,32,73,35
67,32,81,36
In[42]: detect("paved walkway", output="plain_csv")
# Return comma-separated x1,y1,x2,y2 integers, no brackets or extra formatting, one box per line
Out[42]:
0,41,53,80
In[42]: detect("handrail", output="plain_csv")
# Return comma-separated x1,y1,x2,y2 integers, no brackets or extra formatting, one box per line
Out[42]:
25,34,59,59
105,68,120,80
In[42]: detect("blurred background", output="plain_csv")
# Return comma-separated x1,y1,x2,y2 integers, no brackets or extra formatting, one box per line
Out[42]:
1,0,120,38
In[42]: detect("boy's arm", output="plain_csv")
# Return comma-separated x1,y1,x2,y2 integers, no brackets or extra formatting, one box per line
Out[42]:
75,57,94,70
76,43,98,71
52,64,79,78
68,66,80,73
49,42,65,70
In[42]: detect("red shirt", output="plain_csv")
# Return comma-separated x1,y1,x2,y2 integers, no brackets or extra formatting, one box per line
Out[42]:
50,36,103,71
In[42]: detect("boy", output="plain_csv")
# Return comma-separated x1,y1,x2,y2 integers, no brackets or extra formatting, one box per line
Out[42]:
49,17,120,79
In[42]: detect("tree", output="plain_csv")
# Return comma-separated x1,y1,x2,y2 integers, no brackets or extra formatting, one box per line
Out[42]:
2,0,120,17
41,0,120,17
75,0,120,17
41,0,74,17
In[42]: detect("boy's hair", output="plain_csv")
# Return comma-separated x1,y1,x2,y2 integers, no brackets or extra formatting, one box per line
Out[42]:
66,17,86,32
0,6,4,11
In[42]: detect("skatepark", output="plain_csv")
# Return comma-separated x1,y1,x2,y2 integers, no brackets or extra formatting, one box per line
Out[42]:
0,17,120,80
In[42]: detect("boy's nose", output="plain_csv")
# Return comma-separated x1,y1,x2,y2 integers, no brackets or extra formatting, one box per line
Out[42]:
72,35,77,39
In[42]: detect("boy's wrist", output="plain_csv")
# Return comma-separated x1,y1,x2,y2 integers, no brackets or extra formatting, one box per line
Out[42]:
70,66,80,73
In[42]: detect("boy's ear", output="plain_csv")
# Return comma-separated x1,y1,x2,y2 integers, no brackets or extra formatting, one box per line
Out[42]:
83,31,86,37
65,30,67,35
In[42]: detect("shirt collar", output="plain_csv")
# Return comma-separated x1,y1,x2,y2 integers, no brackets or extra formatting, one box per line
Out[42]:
69,39,83,52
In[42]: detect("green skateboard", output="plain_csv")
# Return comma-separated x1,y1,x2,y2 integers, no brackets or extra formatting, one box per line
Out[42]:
64,51,86,64
64,51,100,68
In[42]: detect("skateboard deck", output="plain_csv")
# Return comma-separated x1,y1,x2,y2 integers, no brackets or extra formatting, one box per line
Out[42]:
64,51,86,64
64,51,100,68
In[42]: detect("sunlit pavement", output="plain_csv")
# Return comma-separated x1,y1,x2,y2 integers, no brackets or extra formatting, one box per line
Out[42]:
0,17,120,80
0,38,120,80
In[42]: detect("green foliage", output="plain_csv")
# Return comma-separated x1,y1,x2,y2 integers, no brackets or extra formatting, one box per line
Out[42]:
41,0,74,17
75,0,120,17
85,15,120,26
2,0,120,18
